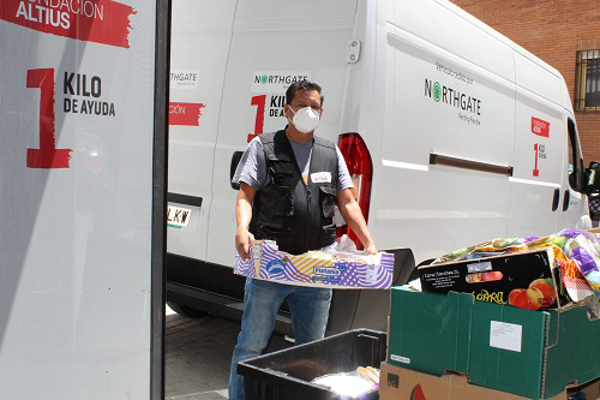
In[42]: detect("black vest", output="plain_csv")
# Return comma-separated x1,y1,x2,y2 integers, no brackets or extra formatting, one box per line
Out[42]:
249,130,338,255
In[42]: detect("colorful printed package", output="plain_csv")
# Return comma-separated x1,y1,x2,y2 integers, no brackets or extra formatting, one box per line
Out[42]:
234,240,395,289
430,229,600,313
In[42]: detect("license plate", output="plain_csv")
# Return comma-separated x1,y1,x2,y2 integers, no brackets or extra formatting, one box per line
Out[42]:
167,205,192,228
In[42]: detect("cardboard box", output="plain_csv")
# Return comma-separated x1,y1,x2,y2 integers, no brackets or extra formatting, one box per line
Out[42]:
580,378,600,400
379,362,600,400
387,287,600,399
418,248,569,310
234,240,395,289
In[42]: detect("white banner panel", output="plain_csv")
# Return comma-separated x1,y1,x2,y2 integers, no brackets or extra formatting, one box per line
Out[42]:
0,0,162,398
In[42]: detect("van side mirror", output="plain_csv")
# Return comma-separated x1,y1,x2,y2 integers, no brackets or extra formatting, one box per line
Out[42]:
586,161,600,194
230,151,244,190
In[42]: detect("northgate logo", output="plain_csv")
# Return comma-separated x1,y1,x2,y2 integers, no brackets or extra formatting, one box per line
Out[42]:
254,74,308,85
424,79,482,116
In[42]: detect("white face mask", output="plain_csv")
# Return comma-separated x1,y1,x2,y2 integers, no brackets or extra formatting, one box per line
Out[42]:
288,106,321,133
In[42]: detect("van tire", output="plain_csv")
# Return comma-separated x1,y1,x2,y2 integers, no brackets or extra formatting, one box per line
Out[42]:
167,301,208,318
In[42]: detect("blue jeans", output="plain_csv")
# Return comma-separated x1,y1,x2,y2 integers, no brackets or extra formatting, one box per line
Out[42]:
228,278,332,400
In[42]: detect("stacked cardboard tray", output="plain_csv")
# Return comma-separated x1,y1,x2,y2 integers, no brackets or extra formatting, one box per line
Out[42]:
383,248,600,400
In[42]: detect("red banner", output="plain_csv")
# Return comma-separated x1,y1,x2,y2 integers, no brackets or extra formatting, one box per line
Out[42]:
169,102,205,126
531,117,550,138
0,0,135,48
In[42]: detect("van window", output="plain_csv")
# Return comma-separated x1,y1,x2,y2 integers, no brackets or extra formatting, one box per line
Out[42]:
575,49,600,112
567,118,584,192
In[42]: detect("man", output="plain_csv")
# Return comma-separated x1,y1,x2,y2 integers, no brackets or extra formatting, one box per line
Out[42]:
228,80,377,400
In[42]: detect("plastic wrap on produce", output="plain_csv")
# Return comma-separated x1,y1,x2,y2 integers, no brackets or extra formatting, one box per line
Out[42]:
431,229,600,310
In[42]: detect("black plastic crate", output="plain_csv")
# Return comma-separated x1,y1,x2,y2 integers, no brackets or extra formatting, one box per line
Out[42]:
238,328,387,400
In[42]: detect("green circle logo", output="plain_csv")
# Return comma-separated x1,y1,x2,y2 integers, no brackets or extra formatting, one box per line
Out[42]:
433,82,441,102
261,75,268,84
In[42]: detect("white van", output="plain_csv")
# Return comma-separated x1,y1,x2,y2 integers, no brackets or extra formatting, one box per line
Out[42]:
166,0,594,333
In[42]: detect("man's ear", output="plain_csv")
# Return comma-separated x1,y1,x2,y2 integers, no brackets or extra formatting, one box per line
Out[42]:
283,103,292,119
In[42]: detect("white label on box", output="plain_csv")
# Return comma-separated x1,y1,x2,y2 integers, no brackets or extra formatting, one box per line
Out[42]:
467,261,492,273
390,354,411,364
490,321,522,352
365,265,377,283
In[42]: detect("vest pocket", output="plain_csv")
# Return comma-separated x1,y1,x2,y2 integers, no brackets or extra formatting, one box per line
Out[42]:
319,224,337,247
318,183,337,218
268,182,293,218
267,159,294,218
258,224,294,252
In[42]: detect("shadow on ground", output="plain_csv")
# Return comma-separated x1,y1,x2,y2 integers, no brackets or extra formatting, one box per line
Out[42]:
166,311,291,400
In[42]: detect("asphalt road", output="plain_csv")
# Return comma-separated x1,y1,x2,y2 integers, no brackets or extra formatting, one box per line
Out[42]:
165,307,291,400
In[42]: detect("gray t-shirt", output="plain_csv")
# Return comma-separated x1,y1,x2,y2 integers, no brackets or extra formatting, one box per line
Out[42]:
233,134,354,192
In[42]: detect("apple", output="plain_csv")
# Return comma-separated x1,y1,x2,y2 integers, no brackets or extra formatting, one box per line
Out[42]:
508,287,543,310
528,278,556,307
508,288,525,306
525,287,543,310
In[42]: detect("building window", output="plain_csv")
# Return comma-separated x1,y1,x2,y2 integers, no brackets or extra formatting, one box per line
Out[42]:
576,50,600,112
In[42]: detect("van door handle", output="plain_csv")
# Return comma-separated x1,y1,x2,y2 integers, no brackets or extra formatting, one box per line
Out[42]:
230,151,244,190
552,188,560,211
563,190,571,212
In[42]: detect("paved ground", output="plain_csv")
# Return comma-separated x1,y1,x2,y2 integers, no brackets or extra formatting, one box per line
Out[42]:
165,308,290,400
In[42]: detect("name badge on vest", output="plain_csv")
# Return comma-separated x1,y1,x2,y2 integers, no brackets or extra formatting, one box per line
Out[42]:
310,172,332,184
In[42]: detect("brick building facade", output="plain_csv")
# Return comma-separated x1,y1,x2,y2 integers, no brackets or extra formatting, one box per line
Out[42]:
451,0,600,164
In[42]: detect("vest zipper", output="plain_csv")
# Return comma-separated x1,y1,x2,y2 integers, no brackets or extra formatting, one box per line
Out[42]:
306,186,312,252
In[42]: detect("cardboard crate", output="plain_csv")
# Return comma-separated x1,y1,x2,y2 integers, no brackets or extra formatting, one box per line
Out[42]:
234,240,395,289
418,248,569,310
379,362,600,400
387,286,600,399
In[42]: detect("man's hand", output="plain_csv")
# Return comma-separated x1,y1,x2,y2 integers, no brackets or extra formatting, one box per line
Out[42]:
336,188,378,255
235,228,255,260
365,243,378,255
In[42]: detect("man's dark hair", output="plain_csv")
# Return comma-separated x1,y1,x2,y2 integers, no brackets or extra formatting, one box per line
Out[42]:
285,80,324,107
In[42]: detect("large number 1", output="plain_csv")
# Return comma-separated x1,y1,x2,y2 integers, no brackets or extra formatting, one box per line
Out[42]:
533,143,539,177
247,94,266,143
26,68,72,169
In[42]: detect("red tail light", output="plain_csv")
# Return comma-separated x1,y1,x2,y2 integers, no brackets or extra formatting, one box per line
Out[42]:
337,133,373,249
